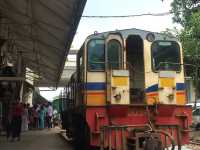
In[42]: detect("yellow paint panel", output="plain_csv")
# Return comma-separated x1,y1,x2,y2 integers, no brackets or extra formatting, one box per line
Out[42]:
86,94,106,106
176,92,186,105
112,77,128,86
160,78,175,87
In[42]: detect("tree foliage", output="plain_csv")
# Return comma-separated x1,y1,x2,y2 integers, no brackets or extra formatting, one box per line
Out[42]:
171,0,200,26
171,0,200,69
171,0,200,97
180,12,200,56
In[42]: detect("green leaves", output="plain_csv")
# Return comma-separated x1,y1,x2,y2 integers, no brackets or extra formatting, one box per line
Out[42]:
171,0,200,26
191,12,200,38
180,11,200,56
171,0,200,60
171,0,200,94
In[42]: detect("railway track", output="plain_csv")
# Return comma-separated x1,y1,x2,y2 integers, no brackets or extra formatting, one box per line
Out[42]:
190,140,200,145
187,140,200,150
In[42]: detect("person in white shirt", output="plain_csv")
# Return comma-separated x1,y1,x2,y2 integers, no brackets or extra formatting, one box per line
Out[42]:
47,102,53,128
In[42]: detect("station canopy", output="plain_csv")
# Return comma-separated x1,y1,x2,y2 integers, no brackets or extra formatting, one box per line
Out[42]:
0,0,86,87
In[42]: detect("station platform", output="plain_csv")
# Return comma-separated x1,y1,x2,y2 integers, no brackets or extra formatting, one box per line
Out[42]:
0,128,73,150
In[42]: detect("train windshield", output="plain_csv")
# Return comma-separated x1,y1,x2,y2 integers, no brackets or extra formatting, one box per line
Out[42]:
151,41,181,71
87,39,105,71
107,40,122,69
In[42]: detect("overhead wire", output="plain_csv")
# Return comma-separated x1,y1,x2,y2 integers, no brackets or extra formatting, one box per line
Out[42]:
81,11,175,18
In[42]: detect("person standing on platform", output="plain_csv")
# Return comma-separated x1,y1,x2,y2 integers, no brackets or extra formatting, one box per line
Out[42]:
6,102,13,141
21,104,29,131
47,102,53,129
39,105,45,129
32,104,39,129
11,101,23,141
44,104,48,128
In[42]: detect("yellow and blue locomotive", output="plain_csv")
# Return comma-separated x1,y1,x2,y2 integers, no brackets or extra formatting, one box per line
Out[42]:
65,28,192,150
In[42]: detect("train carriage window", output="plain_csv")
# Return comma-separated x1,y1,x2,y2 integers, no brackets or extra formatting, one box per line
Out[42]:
151,41,181,71
107,40,122,69
87,39,105,71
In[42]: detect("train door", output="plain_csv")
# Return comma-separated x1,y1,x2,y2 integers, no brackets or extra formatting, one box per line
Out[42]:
126,35,145,104
105,33,129,104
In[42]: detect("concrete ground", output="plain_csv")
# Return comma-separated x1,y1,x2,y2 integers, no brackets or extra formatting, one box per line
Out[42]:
190,129,200,140
1,128,197,150
0,128,74,150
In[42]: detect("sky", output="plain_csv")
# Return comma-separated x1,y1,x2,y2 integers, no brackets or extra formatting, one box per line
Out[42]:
40,0,180,101
72,0,180,49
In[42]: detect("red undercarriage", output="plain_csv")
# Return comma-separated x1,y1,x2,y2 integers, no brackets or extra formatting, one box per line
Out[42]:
86,104,192,149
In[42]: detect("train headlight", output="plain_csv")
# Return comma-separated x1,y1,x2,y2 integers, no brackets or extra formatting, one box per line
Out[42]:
146,32,155,42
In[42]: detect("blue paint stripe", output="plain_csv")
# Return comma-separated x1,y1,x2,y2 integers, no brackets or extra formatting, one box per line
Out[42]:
145,83,185,93
145,84,158,93
85,82,185,91
176,83,185,91
85,82,106,90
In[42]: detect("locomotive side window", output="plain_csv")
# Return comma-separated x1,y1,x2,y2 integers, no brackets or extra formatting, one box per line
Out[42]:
87,39,105,71
151,41,181,71
107,40,122,69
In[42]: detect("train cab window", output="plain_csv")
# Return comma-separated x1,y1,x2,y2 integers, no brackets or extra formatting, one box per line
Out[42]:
151,41,181,71
107,40,122,69
87,39,105,71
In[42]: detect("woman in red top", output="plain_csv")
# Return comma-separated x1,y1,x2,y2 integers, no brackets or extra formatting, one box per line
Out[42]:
11,101,23,141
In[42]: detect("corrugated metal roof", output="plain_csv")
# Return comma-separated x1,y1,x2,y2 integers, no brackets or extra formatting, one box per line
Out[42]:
0,0,86,86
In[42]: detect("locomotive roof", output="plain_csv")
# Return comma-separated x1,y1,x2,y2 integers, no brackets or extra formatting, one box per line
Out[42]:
86,28,178,42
